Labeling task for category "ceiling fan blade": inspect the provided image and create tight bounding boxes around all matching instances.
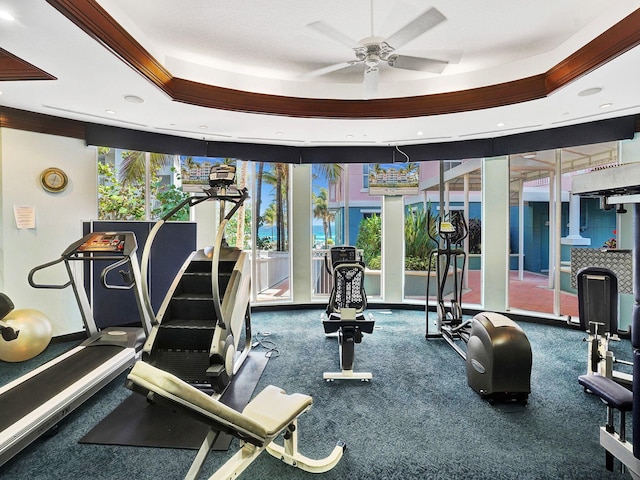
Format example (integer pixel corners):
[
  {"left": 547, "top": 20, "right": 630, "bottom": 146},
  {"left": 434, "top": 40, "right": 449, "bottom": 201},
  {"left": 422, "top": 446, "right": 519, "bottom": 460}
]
[
  {"left": 384, "top": 7, "right": 446, "bottom": 50},
  {"left": 363, "top": 66, "right": 379, "bottom": 99},
  {"left": 388, "top": 54, "right": 448, "bottom": 74},
  {"left": 306, "top": 21, "right": 360, "bottom": 49},
  {"left": 301, "top": 61, "right": 357, "bottom": 79}
]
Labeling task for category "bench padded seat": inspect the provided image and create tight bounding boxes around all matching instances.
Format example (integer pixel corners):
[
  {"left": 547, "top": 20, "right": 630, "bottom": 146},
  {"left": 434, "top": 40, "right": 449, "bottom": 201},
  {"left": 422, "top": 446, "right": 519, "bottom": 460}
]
[
  {"left": 578, "top": 374, "right": 633, "bottom": 411},
  {"left": 128, "top": 361, "right": 312, "bottom": 440}
]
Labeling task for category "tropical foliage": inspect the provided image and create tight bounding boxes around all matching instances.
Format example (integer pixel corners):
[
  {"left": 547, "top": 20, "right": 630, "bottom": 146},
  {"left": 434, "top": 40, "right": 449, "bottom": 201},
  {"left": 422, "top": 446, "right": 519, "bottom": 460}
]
[
  {"left": 98, "top": 161, "right": 145, "bottom": 220},
  {"left": 354, "top": 207, "right": 439, "bottom": 271},
  {"left": 98, "top": 148, "right": 189, "bottom": 221},
  {"left": 404, "top": 207, "right": 437, "bottom": 271},
  {"left": 468, "top": 218, "right": 481, "bottom": 253},
  {"left": 256, "top": 162, "right": 289, "bottom": 251},
  {"left": 355, "top": 214, "right": 381, "bottom": 268},
  {"left": 312, "top": 187, "right": 333, "bottom": 249}
]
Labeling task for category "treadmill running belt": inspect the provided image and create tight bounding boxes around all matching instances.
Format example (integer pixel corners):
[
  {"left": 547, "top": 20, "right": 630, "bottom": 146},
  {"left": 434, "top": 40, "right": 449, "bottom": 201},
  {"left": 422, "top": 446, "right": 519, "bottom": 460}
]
[{"left": 0, "top": 345, "right": 124, "bottom": 433}]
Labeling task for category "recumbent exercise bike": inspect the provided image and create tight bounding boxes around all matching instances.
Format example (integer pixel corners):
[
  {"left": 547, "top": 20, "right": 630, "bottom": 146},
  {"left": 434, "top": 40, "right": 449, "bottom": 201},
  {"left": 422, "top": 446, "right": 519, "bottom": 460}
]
[{"left": 321, "top": 246, "right": 375, "bottom": 381}]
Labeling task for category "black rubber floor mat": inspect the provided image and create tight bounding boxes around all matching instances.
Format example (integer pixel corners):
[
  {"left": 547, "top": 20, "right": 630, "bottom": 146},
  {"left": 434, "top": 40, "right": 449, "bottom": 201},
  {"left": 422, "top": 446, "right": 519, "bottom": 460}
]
[{"left": 79, "top": 351, "right": 268, "bottom": 450}]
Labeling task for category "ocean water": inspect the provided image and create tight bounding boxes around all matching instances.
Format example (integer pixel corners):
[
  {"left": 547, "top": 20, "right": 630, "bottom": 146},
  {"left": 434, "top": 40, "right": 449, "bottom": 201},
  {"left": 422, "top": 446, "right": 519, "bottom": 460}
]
[{"left": 257, "top": 224, "right": 332, "bottom": 243}]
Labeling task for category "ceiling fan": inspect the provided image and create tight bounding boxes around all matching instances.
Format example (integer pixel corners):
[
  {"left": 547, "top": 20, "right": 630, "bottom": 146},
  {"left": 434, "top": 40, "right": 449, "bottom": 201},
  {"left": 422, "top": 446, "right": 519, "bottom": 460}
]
[{"left": 304, "top": 4, "right": 455, "bottom": 98}]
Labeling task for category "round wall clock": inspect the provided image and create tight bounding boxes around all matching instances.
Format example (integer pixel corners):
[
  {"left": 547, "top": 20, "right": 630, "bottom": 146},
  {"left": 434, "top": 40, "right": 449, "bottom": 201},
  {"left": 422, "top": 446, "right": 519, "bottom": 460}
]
[{"left": 40, "top": 167, "right": 68, "bottom": 193}]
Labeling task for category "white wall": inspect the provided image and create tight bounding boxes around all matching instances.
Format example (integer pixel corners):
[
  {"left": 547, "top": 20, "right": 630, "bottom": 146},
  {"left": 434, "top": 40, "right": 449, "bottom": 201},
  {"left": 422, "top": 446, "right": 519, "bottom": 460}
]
[{"left": 0, "top": 128, "right": 97, "bottom": 336}]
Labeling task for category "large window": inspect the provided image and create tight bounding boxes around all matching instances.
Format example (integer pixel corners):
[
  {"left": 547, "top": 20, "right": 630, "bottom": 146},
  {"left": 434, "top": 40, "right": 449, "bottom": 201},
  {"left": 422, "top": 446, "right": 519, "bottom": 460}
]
[
  {"left": 252, "top": 162, "right": 291, "bottom": 303},
  {"left": 98, "top": 148, "right": 187, "bottom": 221}
]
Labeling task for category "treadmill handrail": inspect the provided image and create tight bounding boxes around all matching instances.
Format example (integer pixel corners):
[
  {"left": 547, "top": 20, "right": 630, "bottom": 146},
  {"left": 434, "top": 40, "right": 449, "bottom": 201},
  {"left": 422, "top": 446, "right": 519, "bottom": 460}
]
[
  {"left": 100, "top": 257, "right": 135, "bottom": 290},
  {"left": 28, "top": 257, "right": 71, "bottom": 289}
]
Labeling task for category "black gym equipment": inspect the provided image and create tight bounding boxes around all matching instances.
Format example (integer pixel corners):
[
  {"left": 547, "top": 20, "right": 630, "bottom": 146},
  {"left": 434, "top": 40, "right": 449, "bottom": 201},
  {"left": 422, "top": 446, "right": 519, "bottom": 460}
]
[
  {"left": 577, "top": 266, "right": 632, "bottom": 385},
  {"left": 140, "top": 164, "right": 252, "bottom": 396},
  {"left": 426, "top": 211, "right": 532, "bottom": 403},
  {"left": 321, "top": 246, "right": 375, "bottom": 381},
  {"left": 571, "top": 165, "right": 640, "bottom": 476},
  {"left": 426, "top": 211, "right": 470, "bottom": 356},
  {"left": 0, "top": 293, "right": 19, "bottom": 341},
  {"left": 0, "top": 231, "right": 153, "bottom": 466}
]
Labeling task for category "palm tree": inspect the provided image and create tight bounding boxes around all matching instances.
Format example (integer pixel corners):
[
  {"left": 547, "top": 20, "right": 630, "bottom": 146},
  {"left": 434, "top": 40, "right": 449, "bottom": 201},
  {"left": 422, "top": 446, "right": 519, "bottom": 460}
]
[
  {"left": 312, "top": 188, "right": 333, "bottom": 248},
  {"left": 313, "top": 163, "right": 343, "bottom": 198},
  {"left": 262, "top": 202, "right": 277, "bottom": 242},
  {"left": 262, "top": 163, "right": 289, "bottom": 251},
  {"left": 118, "top": 151, "right": 173, "bottom": 185},
  {"left": 235, "top": 159, "right": 248, "bottom": 248}
]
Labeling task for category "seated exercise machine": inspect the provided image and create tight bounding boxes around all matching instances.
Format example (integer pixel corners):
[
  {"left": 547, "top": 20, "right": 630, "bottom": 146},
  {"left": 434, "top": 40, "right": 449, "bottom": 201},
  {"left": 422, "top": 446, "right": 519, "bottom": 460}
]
[
  {"left": 0, "top": 231, "right": 153, "bottom": 466},
  {"left": 0, "top": 293, "right": 19, "bottom": 341},
  {"left": 126, "top": 360, "right": 345, "bottom": 480},
  {"left": 140, "top": 164, "right": 252, "bottom": 396},
  {"left": 426, "top": 211, "right": 532, "bottom": 403},
  {"left": 571, "top": 163, "right": 640, "bottom": 478},
  {"left": 577, "top": 266, "right": 632, "bottom": 385},
  {"left": 321, "top": 246, "right": 375, "bottom": 381}
]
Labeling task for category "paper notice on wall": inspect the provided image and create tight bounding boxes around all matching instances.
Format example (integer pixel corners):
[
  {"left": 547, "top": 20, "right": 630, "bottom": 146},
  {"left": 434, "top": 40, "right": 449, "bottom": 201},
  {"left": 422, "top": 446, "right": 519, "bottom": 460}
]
[{"left": 14, "top": 205, "right": 36, "bottom": 229}]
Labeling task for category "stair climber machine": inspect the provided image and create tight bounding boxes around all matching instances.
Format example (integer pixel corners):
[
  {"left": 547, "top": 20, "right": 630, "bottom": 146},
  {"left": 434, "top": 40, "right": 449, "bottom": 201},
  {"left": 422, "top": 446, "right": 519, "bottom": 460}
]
[
  {"left": 0, "top": 231, "right": 154, "bottom": 466},
  {"left": 321, "top": 246, "right": 375, "bottom": 381},
  {"left": 140, "top": 164, "right": 252, "bottom": 396},
  {"left": 425, "top": 211, "right": 532, "bottom": 403}
]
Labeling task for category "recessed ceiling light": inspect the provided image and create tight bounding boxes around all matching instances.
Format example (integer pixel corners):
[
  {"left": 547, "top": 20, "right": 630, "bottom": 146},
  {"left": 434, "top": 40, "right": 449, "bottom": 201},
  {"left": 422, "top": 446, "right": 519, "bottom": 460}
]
[
  {"left": 417, "top": 131, "right": 424, "bottom": 136},
  {"left": 346, "top": 134, "right": 354, "bottom": 139},
  {"left": 199, "top": 125, "right": 208, "bottom": 129},
  {"left": 578, "top": 87, "right": 603, "bottom": 97},
  {"left": 523, "top": 153, "right": 536, "bottom": 159},
  {"left": 600, "top": 103, "right": 613, "bottom": 109},
  {"left": 0, "top": 11, "right": 15, "bottom": 22},
  {"left": 496, "top": 122, "right": 505, "bottom": 127},
  {"left": 105, "top": 109, "right": 116, "bottom": 115},
  {"left": 123, "top": 94, "right": 144, "bottom": 104},
  {"left": 276, "top": 132, "right": 283, "bottom": 136}
]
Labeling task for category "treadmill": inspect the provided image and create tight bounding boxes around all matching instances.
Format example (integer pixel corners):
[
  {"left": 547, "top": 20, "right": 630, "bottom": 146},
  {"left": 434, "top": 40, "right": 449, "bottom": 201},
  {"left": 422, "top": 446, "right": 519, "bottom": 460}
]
[{"left": 0, "top": 232, "right": 154, "bottom": 466}]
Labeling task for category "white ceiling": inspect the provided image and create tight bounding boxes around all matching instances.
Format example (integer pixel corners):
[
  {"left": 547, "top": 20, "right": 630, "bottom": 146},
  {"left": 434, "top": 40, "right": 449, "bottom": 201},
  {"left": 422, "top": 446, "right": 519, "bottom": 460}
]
[{"left": 1, "top": 0, "right": 640, "bottom": 147}]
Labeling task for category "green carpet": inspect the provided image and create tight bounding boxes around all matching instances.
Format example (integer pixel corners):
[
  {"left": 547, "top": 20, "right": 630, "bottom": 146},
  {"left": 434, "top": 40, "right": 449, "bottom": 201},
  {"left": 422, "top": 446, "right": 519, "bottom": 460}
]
[{"left": 0, "top": 308, "right": 632, "bottom": 479}]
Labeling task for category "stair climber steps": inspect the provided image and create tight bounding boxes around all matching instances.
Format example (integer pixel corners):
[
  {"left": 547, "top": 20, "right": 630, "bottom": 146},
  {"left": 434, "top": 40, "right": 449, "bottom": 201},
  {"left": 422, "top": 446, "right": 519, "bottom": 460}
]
[
  {"left": 154, "top": 321, "right": 215, "bottom": 350},
  {"left": 169, "top": 294, "right": 218, "bottom": 321},
  {"left": 153, "top": 349, "right": 212, "bottom": 388}
]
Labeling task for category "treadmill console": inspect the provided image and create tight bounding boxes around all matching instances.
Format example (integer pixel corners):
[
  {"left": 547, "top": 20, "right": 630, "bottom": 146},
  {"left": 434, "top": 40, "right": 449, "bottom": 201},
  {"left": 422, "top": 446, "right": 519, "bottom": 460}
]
[{"left": 77, "top": 233, "right": 126, "bottom": 253}]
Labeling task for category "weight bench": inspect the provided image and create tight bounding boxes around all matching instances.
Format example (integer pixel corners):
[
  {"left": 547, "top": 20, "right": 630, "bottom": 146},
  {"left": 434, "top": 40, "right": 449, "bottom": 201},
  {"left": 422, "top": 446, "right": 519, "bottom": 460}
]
[
  {"left": 126, "top": 361, "right": 345, "bottom": 480},
  {"left": 578, "top": 374, "right": 633, "bottom": 471}
]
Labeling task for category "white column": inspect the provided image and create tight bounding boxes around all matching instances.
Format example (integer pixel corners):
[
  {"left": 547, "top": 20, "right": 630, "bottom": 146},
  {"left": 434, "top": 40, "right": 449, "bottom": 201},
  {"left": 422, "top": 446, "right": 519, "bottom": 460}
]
[
  {"left": 463, "top": 173, "right": 469, "bottom": 290},
  {"left": 548, "top": 169, "right": 555, "bottom": 289},
  {"left": 518, "top": 178, "right": 524, "bottom": 281},
  {"left": 291, "top": 164, "right": 313, "bottom": 304},
  {"left": 561, "top": 193, "right": 590, "bottom": 246},
  {"left": 382, "top": 195, "right": 405, "bottom": 303},
  {"left": 481, "top": 156, "right": 510, "bottom": 312},
  {"left": 553, "top": 149, "right": 562, "bottom": 316}
]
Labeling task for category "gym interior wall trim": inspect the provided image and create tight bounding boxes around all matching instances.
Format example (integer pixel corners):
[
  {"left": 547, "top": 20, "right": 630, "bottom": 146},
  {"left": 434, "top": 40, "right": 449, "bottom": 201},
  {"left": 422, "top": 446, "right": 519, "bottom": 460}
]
[
  {"left": 84, "top": 115, "right": 638, "bottom": 164},
  {"left": 2, "top": 105, "right": 638, "bottom": 164}
]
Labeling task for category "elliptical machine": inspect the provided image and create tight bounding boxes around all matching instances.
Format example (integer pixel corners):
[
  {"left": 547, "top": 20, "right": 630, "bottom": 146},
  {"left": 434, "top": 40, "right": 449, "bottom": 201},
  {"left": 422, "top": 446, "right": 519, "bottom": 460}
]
[
  {"left": 425, "top": 211, "right": 471, "bottom": 358},
  {"left": 425, "top": 210, "right": 532, "bottom": 403}
]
